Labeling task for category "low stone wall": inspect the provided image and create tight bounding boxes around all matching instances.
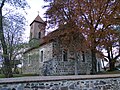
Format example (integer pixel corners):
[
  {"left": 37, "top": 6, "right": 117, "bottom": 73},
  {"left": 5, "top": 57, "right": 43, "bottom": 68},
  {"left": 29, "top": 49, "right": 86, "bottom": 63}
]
[{"left": 0, "top": 74, "right": 120, "bottom": 90}]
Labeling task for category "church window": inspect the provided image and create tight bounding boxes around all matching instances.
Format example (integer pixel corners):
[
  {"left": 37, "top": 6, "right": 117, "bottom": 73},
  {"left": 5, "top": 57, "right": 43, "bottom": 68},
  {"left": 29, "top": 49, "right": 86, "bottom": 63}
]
[
  {"left": 77, "top": 52, "right": 80, "bottom": 60},
  {"left": 62, "top": 50, "right": 68, "bottom": 61},
  {"left": 82, "top": 51, "right": 85, "bottom": 62},
  {"left": 28, "top": 54, "right": 31, "bottom": 65},
  {"left": 38, "top": 32, "right": 41, "bottom": 39},
  {"left": 41, "top": 51, "right": 43, "bottom": 62}
]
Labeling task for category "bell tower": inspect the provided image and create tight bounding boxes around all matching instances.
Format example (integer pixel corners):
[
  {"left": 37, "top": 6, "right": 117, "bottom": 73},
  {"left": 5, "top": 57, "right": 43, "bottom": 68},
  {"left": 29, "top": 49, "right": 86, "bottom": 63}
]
[{"left": 29, "top": 15, "right": 46, "bottom": 47}]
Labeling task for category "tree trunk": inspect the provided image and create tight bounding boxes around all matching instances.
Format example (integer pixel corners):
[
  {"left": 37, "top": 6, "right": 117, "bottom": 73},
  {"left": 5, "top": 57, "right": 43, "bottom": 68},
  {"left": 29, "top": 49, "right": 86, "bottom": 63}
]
[
  {"left": 107, "top": 47, "right": 115, "bottom": 71},
  {"left": 3, "top": 58, "right": 13, "bottom": 77},
  {"left": 91, "top": 49, "right": 97, "bottom": 74},
  {"left": 110, "top": 47, "right": 115, "bottom": 71},
  {"left": 97, "top": 62, "right": 100, "bottom": 72},
  {"left": 109, "top": 59, "right": 115, "bottom": 71},
  {"left": 118, "top": 32, "right": 120, "bottom": 55},
  {"left": 102, "top": 59, "right": 106, "bottom": 71},
  {"left": 0, "top": 8, "right": 13, "bottom": 78},
  {"left": 90, "top": 27, "right": 97, "bottom": 74}
]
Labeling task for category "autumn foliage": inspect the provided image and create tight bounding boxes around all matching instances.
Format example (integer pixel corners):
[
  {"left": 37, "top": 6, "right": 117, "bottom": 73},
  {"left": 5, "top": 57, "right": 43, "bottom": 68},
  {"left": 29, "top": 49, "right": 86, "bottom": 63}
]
[{"left": 43, "top": 0, "right": 120, "bottom": 73}]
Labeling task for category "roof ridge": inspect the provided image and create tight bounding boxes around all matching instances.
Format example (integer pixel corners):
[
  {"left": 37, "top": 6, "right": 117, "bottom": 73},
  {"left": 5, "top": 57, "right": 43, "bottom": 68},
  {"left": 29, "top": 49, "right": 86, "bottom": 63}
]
[{"left": 34, "top": 15, "right": 45, "bottom": 23}]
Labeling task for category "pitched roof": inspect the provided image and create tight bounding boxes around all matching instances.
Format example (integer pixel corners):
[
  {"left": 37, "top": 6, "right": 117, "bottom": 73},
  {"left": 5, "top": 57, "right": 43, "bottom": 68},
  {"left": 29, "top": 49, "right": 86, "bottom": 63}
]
[
  {"left": 35, "top": 15, "right": 45, "bottom": 23},
  {"left": 30, "top": 15, "right": 46, "bottom": 26},
  {"left": 24, "top": 23, "right": 84, "bottom": 54}
]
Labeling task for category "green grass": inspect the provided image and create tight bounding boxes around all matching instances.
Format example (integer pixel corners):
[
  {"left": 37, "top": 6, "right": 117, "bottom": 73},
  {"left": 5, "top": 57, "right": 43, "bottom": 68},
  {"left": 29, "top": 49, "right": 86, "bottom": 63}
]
[
  {"left": 97, "top": 70, "right": 120, "bottom": 75},
  {"left": 0, "top": 74, "right": 22, "bottom": 78},
  {"left": 0, "top": 71, "right": 120, "bottom": 78},
  {"left": 0, "top": 73, "right": 39, "bottom": 78},
  {"left": 0, "top": 74, "right": 5, "bottom": 78}
]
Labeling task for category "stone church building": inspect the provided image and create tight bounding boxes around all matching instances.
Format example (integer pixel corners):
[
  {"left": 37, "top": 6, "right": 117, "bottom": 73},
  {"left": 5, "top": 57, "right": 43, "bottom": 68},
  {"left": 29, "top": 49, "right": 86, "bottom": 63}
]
[{"left": 22, "top": 15, "right": 102, "bottom": 75}]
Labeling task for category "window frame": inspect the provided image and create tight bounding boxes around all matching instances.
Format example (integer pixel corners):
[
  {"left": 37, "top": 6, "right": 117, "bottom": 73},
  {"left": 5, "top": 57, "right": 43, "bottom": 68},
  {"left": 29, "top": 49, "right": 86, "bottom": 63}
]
[
  {"left": 62, "top": 49, "right": 68, "bottom": 61},
  {"left": 40, "top": 50, "right": 44, "bottom": 62},
  {"left": 38, "top": 32, "right": 41, "bottom": 39},
  {"left": 81, "top": 51, "right": 85, "bottom": 62},
  {"left": 28, "top": 54, "right": 31, "bottom": 66}
]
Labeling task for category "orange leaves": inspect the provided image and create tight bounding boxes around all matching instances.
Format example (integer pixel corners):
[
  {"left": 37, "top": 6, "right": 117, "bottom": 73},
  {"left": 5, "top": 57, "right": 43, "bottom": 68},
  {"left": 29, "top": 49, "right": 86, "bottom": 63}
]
[{"left": 44, "top": 0, "right": 120, "bottom": 51}]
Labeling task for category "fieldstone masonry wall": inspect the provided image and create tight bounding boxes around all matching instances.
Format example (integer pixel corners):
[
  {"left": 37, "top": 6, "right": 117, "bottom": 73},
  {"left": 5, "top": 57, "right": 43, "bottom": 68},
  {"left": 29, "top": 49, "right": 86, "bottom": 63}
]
[
  {"left": 0, "top": 74, "right": 120, "bottom": 90},
  {"left": 43, "top": 60, "right": 92, "bottom": 75},
  {"left": 22, "top": 48, "right": 39, "bottom": 74}
]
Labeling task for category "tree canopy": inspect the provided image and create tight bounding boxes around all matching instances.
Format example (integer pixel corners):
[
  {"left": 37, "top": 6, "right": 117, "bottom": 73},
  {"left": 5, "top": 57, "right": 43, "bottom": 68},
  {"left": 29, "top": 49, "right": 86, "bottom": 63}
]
[
  {"left": 0, "top": 0, "right": 29, "bottom": 77},
  {"left": 44, "top": 0, "right": 120, "bottom": 73}
]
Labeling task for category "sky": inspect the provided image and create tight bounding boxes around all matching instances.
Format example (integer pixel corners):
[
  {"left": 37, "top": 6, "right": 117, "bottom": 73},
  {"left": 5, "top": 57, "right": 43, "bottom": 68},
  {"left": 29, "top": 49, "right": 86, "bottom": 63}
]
[
  {"left": 24, "top": 0, "right": 48, "bottom": 41},
  {"left": 26, "top": 0, "right": 47, "bottom": 23}
]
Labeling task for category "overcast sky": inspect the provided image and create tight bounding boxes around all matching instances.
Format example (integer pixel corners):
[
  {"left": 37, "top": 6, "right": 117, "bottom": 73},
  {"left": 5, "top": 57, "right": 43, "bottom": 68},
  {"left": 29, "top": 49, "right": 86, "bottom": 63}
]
[
  {"left": 24, "top": 0, "right": 48, "bottom": 41},
  {"left": 26, "top": 0, "right": 47, "bottom": 23}
]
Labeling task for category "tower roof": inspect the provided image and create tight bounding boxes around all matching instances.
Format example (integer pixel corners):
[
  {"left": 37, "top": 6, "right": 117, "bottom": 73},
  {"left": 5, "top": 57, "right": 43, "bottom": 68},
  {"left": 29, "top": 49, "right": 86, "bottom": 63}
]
[
  {"left": 35, "top": 15, "right": 45, "bottom": 23},
  {"left": 30, "top": 15, "right": 45, "bottom": 26}
]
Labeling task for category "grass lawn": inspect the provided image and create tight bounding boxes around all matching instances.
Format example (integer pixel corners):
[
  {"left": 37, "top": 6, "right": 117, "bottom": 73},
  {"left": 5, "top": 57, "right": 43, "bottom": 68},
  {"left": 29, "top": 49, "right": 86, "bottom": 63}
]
[
  {"left": 99, "top": 70, "right": 120, "bottom": 74},
  {"left": 96, "top": 69, "right": 120, "bottom": 75},
  {"left": 0, "top": 74, "right": 5, "bottom": 78},
  {"left": 0, "top": 71, "right": 120, "bottom": 78},
  {"left": 0, "top": 73, "right": 39, "bottom": 78},
  {"left": 0, "top": 74, "right": 23, "bottom": 78}
]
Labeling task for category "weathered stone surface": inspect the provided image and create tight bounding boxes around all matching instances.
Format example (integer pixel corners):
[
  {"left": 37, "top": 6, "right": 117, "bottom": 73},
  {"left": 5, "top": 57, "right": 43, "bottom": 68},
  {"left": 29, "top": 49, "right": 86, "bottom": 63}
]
[
  {"left": 22, "top": 48, "right": 40, "bottom": 75},
  {"left": 0, "top": 75, "right": 120, "bottom": 90},
  {"left": 23, "top": 30, "right": 100, "bottom": 76},
  {"left": 23, "top": 15, "right": 104, "bottom": 76},
  {"left": 61, "top": 86, "right": 68, "bottom": 90}
]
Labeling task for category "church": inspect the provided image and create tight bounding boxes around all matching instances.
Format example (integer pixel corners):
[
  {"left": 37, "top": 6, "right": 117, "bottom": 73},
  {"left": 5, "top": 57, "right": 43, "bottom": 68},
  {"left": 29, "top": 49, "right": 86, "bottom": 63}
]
[{"left": 22, "top": 15, "right": 102, "bottom": 75}]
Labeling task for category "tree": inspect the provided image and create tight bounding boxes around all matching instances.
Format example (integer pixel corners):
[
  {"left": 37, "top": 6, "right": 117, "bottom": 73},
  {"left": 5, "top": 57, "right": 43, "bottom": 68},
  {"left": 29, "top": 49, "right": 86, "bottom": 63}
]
[
  {"left": 44, "top": 0, "right": 120, "bottom": 74},
  {"left": 3, "top": 12, "right": 27, "bottom": 73},
  {"left": 98, "top": 28, "right": 120, "bottom": 71},
  {"left": 106, "top": 26, "right": 120, "bottom": 70},
  {"left": 0, "top": 0, "right": 29, "bottom": 77}
]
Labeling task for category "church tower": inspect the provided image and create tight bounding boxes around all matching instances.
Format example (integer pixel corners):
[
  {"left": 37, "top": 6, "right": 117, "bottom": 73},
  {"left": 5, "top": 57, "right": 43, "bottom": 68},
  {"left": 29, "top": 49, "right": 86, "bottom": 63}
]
[{"left": 29, "top": 15, "right": 46, "bottom": 47}]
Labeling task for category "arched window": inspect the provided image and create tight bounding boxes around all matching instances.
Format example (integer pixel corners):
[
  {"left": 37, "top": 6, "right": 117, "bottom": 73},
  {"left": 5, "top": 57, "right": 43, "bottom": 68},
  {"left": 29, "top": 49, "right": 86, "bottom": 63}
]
[
  {"left": 38, "top": 32, "right": 41, "bottom": 39},
  {"left": 28, "top": 54, "right": 31, "bottom": 65},
  {"left": 62, "top": 50, "right": 68, "bottom": 61},
  {"left": 82, "top": 51, "right": 85, "bottom": 62},
  {"left": 41, "top": 51, "right": 43, "bottom": 62}
]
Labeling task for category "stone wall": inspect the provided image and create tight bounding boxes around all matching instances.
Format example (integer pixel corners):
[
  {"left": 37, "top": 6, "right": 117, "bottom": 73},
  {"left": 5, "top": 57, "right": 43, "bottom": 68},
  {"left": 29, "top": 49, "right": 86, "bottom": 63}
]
[
  {"left": 39, "top": 42, "right": 53, "bottom": 75},
  {"left": 0, "top": 74, "right": 120, "bottom": 90},
  {"left": 22, "top": 42, "right": 53, "bottom": 75},
  {"left": 51, "top": 37, "right": 93, "bottom": 75},
  {"left": 22, "top": 30, "right": 102, "bottom": 76},
  {"left": 42, "top": 60, "right": 92, "bottom": 75},
  {"left": 39, "top": 42, "right": 53, "bottom": 63},
  {"left": 22, "top": 48, "right": 39, "bottom": 74}
]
